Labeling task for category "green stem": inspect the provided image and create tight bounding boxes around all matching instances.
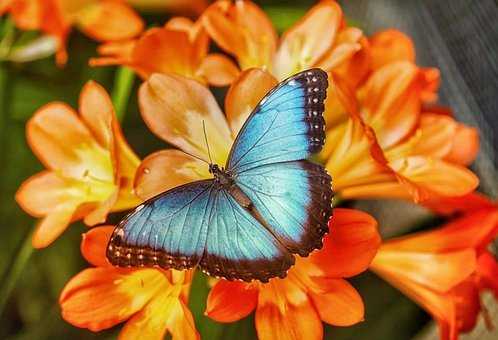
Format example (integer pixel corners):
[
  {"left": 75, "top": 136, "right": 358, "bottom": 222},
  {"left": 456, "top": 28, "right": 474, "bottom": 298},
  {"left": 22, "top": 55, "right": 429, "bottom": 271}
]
[
  {"left": 111, "top": 66, "right": 135, "bottom": 122},
  {"left": 0, "top": 229, "right": 34, "bottom": 317},
  {"left": 0, "top": 17, "right": 15, "bottom": 60}
]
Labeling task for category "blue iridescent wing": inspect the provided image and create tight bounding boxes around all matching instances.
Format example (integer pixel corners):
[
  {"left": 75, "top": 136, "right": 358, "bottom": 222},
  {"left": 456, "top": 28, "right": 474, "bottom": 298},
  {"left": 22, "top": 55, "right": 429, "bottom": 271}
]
[
  {"left": 233, "top": 160, "right": 333, "bottom": 257},
  {"left": 106, "top": 180, "right": 294, "bottom": 282},
  {"left": 226, "top": 68, "right": 328, "bottom": 173}
]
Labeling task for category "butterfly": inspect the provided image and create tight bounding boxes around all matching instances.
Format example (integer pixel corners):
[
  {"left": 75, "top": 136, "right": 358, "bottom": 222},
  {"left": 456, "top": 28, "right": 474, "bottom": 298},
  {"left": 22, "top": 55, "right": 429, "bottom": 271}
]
[{"left": 106, "top": 68, "right": 333, "bottom": 282}]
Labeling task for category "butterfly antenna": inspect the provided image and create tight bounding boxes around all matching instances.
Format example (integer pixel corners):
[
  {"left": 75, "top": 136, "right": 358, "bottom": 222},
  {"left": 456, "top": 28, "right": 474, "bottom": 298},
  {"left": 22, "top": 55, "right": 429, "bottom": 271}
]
[
  {"left": 202, "top": 120, "right": 213, "bottom": 165},
  {"left": 181, "top": 150, "right": 209, "bottom": 165}
]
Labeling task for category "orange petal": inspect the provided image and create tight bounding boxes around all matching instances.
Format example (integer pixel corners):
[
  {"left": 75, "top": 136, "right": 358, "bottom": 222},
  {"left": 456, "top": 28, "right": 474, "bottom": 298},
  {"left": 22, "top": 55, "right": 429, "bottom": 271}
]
[
  {"left": 369, "top": 29, "right": 416, "bottom": 69},
  {"left": 139, "top": 73, "right": 232, "bottom": 165},
  {"left": 423, "top": 192, "right": 495, "bottom": 216},
  {"left": 256, "top": 289, "right": 322, "bottom": 340},
  {"left": 81, "top": 225, "right": 114, "bottom": 267},
  {"left": 75, "top": 0, "right": 144, "bottom": 41},
  {"left": 357, "top": 61, "right": 423, "bottom": 148},
  {"left": 60, "top": 267, "right": 166, "bottom": 332},
  {"left": 134, "top": 149, "right": 210, "bottom": 201},
  {"left": 311, "top": 208, "right": 380, "bottom": 278},
  {"left": 9, "top": 0, "right": 42, "bottom": 30},
  {"left": 79, "top": 81, "right": 116, "bottom": 152},
  {"left": 316, "top": 27, "right": 363, "bottom": 72},
  {"left": 120, "top": 290, "right": 199, "bottom": 340},
  {"left": 372, "top": 248, "right": 476, "bottom": 292},
  {"left": 477, "top": 251, "right": 498, "bottom": 299},
  {"left": 225, "top": 68, "right": 278, "bottom": 136},
  {"left": 450, "top": 279, "right": 481, "bottom": 333},
  {"left": 198, "top": 53, "right": 240, "bottom": 87},
  {"left": 331, "top": 35, "right": 371, "bottom": 90},
  {"left": 371, "top": 262, "right": 458, "bottom": 338},
  {"left": 202, "top": 0, "right": 277, "bottom": 70},
  {"left": 32, "top": 205, "right": 77, "bottom": 248},
  {"left": 273, "top": 0, "right": 342, "bottom": 79},
  {"left": 444, "top": 122, "right": 479, "bottom": 166},
  {"left": 309, "top": 278, "right": 364, "bottom": 326},
  {"left": 389, "top": 156, "right": 479, "bottom": 198},
  {"left": 27, "top": 102, "right": 95, "bottom": 176},
  {"left": 16, "top": 171, "right": 71, "bottom": 217},
  {"left": 205, "top": 280, "right": 258, "bottom": 322},
  {"left": 381, "top": 208, "right": 498, "bottom": 253}
]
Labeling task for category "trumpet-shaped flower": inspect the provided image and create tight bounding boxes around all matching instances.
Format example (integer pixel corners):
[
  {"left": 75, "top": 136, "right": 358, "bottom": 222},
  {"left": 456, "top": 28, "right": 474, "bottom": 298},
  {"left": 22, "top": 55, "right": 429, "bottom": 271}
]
[
  {"left": 320, "top": 30, "right": 479, "bottom": 202},
  {"left": 90, "top": 17, "right": 239, "bottom": 86},
  {"left": 370, "top": 204, "right": 498, "bottom": 340},
  {"left": 202, "top": 0, "right": 369, "bottom": 82},
  {"left": 1, "top": 0, "right": 144, "bottom": 65},
  {"left": 16, "top": 81, "right": 140, "bottom": 248},
  {"left": 60, "top": 226, "right": 199, "bottom": 340},
  {"left": 205, "top": 208, "right": 381, "bottom": 340}
]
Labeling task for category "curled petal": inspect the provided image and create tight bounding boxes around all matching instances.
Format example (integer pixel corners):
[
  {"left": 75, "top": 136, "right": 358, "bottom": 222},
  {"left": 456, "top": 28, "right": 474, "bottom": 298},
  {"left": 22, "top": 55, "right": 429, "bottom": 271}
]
[
  {"left": 75, "top": 0, "right": 144, "bottom": 41},
  {"left": 369, "top": 29, "right": 416, "bottom": 69},
  {"left": 198, "top": 53, "right": 240, "bottom": 87},
  {"left": 81, "top": 225, "right": 115, "bottom": 267},
  {"left": 134, "top": 149, "right": 210, "bottom": 201},
  {"left": 309, "top": 278, "right": 364, "bottom": 326},
  {"left": 273, "top": 0, "right": 342, "bottom": 79},
  {"left": 205, "top": 280, "right": 258, "bottom": 322},
  {"left": 225, "top": 68, "right": 278, "bottom": 136},
  {"left": 311, "top": 208, "right": 380, "bottom": 278},
  {"left": 202, "top": 0, "right": 277, "bottom": 69},
  {"left": 316, "top": 27, "right": 363, "bottom": 72},
  {"left": 60, "top": 267, "right": 166, "bottom": 332},
  {"left": 120, "top": 290, "right": 199, "bottom": 340},
  {"left": 139, "top": 73, "right": 232, "bottom": 165}
]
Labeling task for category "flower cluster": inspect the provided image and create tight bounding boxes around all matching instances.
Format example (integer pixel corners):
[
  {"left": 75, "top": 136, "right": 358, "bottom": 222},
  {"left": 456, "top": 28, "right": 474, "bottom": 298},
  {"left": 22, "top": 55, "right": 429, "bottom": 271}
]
[{"left": 9, "top": 1, "right": 497, "bottom": 340}]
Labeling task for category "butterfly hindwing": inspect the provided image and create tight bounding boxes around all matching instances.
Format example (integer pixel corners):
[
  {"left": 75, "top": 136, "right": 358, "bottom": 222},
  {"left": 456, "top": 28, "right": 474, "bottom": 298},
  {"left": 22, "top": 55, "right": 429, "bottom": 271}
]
[
  {"left": 234, "top": 160, "right": 333, "bottom": 257},
  {"left": 107, "top": 180, "right": 294, "bottom": 282},
  {"left": 227, "top": 68, "right": 328, "bottom": 173}
]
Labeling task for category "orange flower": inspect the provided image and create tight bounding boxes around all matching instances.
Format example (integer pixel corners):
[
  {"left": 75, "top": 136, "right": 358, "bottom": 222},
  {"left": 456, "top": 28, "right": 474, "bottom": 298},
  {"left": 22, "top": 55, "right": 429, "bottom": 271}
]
[
  {"left": 320, "top": 30, "right": 479, "bottom": 202},
  {"left": 15, "top": 81, "right": 140, "bottom": 248},
  {"left": 370, "top": 204, "right": 498, "bottom": 340},
  {"left": 1, "top": 0, "right": 144, "bottom": 65},
  {"left": 205, "top": 208, "right": 381, "bottom": 340},
  {"left": 60, "top": 226, "right": 199, "bottom": 339},
  {"left": 91, "top": 17, "right": 239, "bottom": 86},
  {"left": 202, "top": 0, "right": 369, "bottom": 82}
]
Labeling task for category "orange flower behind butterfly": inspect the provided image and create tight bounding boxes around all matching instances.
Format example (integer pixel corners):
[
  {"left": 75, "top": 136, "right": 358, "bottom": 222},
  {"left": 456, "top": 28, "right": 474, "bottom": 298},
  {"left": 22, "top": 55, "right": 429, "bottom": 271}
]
[
  {"left": 320, "top": 30, "right": 479, "bottom": 203},
  {"left": 205, "top": 208, "right": 381, "bottom": 340},
  {"left": 1, "top": 0, "right": 144, "bottom": 65},
  {"left": 370, "top": 202, "right": 498, "bottom": 340},
  {"left": 60, "top": 226, "right": 199, "bottom": 340},
  {"left": 202, "top": 0, "right": 369, "bottom": 83},
  {"left": 15, "top": 81, "right": 140, "bottom": 248},
  {"left": 90, "top": 16, "right": 239, "bottom": 86}
]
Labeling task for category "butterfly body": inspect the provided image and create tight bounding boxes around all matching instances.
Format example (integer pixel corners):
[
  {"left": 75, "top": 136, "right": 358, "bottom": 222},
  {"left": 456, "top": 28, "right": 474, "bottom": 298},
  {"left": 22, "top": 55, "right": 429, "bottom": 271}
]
[{"left": 107, "top": 69, "right": 333, "bottom": 282}]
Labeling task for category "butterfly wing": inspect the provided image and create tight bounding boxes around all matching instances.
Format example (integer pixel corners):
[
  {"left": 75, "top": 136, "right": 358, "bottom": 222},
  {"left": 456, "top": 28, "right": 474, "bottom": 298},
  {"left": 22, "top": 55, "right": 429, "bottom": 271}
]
[
  {"left": 226, "top": 68, "right": 328, "bottom": 173},
  {"left": 107, "top": 180, "right": 294, "bottom": 281},
  {"left": 233, "top": 160, "right": 333, "bottom": 257},
  {"left": 226, "top": 68, "right": 332, "bottom": 258}
]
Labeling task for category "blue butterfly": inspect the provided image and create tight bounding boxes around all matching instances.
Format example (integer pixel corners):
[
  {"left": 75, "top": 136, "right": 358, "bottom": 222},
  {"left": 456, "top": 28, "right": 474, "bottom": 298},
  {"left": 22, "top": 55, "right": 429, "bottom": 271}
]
[{"left": 107, "top": 69, "right": 333, "bottom": 282}]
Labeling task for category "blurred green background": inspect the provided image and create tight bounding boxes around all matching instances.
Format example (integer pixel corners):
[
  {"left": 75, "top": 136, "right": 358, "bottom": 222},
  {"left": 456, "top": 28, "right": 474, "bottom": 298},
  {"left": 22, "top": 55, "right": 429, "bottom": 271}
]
[{"left": 0, "top": 1, "right": 496, "bottom": 339}]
